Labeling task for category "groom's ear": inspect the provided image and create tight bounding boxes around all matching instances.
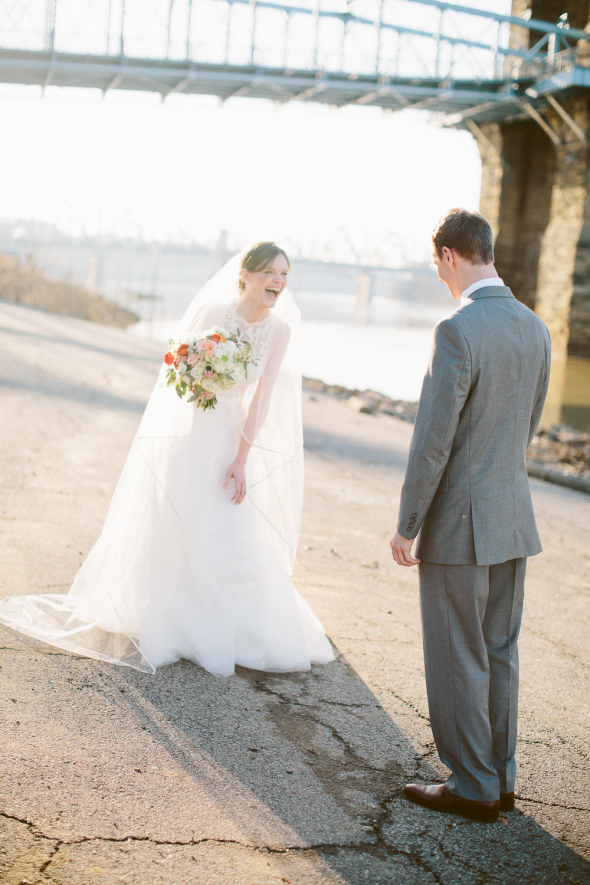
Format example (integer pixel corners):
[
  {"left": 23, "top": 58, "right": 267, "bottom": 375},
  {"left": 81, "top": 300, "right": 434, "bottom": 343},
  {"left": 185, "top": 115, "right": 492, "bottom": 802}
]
[{"left": 441, "top": 246, "right": 455, "bottom": 267}]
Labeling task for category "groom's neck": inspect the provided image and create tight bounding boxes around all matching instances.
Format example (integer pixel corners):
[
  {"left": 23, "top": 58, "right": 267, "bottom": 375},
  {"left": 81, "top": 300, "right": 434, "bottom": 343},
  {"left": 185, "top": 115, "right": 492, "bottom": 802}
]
[{"left": 451, "top": 260, "right": 499, "bottom": 300}]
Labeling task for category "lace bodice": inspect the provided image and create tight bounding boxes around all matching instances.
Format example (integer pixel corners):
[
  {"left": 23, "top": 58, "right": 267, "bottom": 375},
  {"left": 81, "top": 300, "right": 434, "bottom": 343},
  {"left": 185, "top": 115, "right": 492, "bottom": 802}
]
[
  {"left": 208, "top": 302, "right": 277, "bottom": 403},
  {"left": 184, "top": 297, "right": 291, "bottom": 427},
  {"left": 222, "top": 301, "right": 276, "bottom": 364}
]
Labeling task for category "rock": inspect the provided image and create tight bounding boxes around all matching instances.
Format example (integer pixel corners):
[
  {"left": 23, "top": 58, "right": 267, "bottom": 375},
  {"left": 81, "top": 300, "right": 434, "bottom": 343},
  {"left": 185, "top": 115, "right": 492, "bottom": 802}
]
[{"left": 348, "top": 396, "right": 375, "bottom": 414}]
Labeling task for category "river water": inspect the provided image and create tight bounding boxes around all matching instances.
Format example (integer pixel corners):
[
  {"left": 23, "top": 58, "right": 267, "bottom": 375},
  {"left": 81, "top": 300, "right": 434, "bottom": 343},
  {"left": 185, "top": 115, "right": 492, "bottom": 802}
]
[
  {"left": 129, "top": 290, "right": 590, "bottom": 432},
  {"left": 129, "top": 292, "right": 451, "bottom": 402}
]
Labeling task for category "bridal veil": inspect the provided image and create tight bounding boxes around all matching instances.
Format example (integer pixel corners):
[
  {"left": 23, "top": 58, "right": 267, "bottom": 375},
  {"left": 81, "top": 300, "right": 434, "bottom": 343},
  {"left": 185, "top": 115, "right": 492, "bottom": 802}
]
[{"left": 0, "top": 253, "right": 305, "bottom": 674}]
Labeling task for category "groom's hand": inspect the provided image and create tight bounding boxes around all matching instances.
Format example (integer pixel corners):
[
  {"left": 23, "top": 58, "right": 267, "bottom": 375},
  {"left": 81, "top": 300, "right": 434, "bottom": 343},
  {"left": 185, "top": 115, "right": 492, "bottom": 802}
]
[{"left": 390, "top": 532, "right": 421, "bottom": 567}]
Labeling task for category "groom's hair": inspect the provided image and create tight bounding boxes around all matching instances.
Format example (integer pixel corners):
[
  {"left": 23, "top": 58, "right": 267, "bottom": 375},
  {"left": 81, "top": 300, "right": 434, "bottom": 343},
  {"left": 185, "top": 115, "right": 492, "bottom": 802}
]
[{"left": 432, "top": 209, "right": 494, "bottom": 265}]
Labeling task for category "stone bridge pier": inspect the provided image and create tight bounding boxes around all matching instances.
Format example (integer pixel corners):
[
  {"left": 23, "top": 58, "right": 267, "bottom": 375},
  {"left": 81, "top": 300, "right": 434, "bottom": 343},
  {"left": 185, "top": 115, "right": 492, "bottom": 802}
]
[{"left": 477, "top": 1, "right": 590, "bottom": 359}]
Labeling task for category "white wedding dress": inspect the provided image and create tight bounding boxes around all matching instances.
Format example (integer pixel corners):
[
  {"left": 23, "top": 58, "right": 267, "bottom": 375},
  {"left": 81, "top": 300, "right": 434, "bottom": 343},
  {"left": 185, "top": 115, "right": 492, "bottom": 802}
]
[{"left": 0, "top": 260, "right": 334, "bottom": 677}]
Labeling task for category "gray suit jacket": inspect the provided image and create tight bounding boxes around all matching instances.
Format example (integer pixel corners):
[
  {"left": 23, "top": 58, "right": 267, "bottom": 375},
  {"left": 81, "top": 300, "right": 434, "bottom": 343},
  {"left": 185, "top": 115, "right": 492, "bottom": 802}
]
[{"left": 397, "top": 286, "right": 551, "bottom": 566}]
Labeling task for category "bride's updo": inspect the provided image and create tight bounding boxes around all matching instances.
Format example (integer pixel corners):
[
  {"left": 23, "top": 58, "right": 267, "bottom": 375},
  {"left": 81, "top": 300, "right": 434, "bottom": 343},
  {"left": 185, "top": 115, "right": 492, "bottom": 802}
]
[{"left": 238, "top": 242, "right": 290, "bottom": 295}]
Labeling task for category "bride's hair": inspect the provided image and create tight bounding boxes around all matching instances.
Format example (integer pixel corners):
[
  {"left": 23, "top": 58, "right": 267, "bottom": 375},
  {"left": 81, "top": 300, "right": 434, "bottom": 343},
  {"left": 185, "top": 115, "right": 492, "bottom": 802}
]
[{"left": 238, "top": 242, "right": 290, "bottom": 294}]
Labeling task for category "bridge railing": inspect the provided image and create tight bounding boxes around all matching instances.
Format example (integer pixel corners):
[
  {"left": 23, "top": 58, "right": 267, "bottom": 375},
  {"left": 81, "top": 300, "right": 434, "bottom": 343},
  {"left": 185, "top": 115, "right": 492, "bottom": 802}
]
[
  {"left": 0, "top": 0, "right": 513, "bottom": 82},
  {"left": 2, "top": 0, "right": 590, "bottom": 100},
  {"left": 505, "top": 45, "right": 590, "bottom": 82}
]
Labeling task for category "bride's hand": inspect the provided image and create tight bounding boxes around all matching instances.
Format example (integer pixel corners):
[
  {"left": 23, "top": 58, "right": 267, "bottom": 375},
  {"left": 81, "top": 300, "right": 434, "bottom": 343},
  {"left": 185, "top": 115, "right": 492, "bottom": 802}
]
[{"left": 224, "top": 459, "right": 248, "bottom": 505}]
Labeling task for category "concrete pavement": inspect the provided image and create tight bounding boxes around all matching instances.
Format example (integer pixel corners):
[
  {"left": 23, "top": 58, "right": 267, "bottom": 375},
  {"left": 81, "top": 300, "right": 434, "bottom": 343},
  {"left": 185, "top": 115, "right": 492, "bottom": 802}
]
[{"left": 1, "top": 301, "right": 589, "bottom": 885}]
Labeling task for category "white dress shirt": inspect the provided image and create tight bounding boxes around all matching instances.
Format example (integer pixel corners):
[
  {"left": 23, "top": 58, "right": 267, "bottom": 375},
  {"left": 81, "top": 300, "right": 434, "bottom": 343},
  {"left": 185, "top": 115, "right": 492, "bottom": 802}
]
[{"left": 461, "top": 277, "right": 504, "bottom": 305}]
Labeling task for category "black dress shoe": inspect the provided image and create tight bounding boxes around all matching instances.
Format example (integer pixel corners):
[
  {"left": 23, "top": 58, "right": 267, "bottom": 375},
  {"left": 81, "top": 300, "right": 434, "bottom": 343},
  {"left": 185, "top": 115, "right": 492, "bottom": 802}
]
[
  {"left": 404, "top": 783, "right": 500, "bottom": 823},
  {"left": 500, "top": 792, "right": 515, "bottom": 811}
]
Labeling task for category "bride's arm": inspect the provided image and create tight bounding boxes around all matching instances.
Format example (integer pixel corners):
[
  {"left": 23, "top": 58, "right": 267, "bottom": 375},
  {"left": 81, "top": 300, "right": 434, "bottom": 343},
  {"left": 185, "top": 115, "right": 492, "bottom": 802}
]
[{"left": 224, "top": 322, "right": 291, "bottom": 504}]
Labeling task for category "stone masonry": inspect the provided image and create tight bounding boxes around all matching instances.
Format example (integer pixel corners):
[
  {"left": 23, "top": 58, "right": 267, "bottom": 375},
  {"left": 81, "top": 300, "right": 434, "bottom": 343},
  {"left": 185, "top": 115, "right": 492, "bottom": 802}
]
[{"left": 477, "top": 1, "right": 590, "bottom": 357}]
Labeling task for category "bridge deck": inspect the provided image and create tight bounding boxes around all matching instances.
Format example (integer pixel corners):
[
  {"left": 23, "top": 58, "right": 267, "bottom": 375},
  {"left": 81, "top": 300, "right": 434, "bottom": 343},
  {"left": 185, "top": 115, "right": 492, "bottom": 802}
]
[{"left": 2, "top": 47, "right": 590, "bottom": 128}]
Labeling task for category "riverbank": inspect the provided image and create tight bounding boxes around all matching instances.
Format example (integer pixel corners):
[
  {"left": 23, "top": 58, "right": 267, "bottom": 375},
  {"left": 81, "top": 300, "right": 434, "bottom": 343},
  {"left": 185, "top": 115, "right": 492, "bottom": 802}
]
[
  {"left": 303, "top": 377, "right": 590, "bottom": 495},
  {"left": 1, "top": 302, "right": 589, "bottom": 885},
  {"left": 0, "top": 254, "right": 138, "bottom": 328}
]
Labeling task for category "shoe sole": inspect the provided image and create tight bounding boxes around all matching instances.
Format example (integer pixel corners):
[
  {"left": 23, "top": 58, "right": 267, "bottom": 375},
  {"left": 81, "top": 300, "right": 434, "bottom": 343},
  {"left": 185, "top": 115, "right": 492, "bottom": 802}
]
[{"left": 404, "top": 790, "right": 499, "bottom": 823}]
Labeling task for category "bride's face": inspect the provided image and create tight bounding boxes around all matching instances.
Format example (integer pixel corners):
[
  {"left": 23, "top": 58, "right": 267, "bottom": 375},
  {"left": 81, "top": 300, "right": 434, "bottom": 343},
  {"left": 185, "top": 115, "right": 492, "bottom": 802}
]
[{"left": 241, "top": 253, "right": 289, "bottom": 309}]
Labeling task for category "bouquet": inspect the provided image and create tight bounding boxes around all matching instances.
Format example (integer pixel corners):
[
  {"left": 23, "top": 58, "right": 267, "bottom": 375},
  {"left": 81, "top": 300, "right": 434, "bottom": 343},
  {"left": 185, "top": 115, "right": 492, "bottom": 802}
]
[{"left": 163, "top": 326, "right": 256, "bottom": 411}]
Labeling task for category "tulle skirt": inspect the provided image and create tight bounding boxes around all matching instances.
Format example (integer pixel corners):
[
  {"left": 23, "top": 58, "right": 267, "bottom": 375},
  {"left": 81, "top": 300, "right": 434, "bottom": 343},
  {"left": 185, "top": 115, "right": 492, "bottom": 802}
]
[{"left": 0, "top": 397, "right": 334, "bottom": 676}]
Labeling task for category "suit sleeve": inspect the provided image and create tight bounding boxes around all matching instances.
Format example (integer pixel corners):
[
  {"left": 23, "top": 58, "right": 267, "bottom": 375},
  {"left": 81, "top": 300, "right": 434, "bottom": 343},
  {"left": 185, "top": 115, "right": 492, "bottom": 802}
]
[
  {"left": 527, "top": 329, "right": 551, "bottom": 448},
  {"left": 397, "top": 318, "right": 471, "bottom": 540}
]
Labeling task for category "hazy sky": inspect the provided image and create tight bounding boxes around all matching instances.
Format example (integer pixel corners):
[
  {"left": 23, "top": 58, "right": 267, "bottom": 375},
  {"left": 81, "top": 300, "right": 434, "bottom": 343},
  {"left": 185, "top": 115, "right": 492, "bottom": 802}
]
[{"left": 0, "top": 82, "right": 483, "bottom": 262}]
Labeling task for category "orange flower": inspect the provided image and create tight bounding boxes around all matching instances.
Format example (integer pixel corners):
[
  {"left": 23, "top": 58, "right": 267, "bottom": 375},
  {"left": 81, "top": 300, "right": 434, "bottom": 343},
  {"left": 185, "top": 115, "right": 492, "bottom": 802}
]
[
  {"left": 210, "top": 333, "right": 223, "bottom": 342},
  {"left": 163, "top": 352, "right": 174, "bottom": 365},
  {"left": 177, "top": 344, "right": 189, "bottom": 356}
]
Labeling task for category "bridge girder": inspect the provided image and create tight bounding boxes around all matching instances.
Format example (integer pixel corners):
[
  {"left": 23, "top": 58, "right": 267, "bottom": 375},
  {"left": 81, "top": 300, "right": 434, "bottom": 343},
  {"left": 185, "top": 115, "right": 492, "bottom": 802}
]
[{"left": 0, "top": 0, "right": 588, "bottom": 121}]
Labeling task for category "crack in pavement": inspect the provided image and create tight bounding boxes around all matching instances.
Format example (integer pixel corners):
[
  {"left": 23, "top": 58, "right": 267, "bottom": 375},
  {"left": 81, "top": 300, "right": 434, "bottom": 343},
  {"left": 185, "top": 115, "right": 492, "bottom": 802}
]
[
  {"left": 348, "top": 793, "right": 447, "bottom": 885},
  {"left": 516, "top": 796, "right": 590, "bottom": 813},
  {"left": 517, "top": 734, "right": 590, "bottom": 764},
  {"left": 521, "top": 625, "right": 590, "bottom": 672},
  {"left": 0, "top": 810, "right": 375, "bottom": 852},
  {"left": 7, "top": 798, "right": 588, "bottom": 885},
  {"left": 383, "top": 687, "right": 431, "bottom": 724},
  {"left": 245, "top": 684, "right": 374, "bottom": 712},
  {"left": 0, "top": 807, "right": 447, "bottom": 882},
  {"left": 248, "top": 675, "right": 405, "bottom": 777}
]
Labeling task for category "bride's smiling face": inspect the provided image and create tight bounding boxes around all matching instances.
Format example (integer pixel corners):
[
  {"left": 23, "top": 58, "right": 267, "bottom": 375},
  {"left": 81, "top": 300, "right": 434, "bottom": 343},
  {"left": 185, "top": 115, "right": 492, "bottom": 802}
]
[{"left": 240, "top": 253, "right": 289, "bottom": 310}]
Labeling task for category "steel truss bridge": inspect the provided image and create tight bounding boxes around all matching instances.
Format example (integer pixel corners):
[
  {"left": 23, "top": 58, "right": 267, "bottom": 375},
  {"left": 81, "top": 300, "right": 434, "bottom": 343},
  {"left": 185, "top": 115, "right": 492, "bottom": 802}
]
[{"left": 1, "top": 0, "right": 590, "bottom": 139}]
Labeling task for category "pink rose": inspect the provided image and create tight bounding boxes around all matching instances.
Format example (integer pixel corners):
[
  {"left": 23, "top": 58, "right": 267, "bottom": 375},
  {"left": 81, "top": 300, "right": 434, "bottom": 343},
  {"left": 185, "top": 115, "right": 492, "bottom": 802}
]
[
  {"left": 187, "top": 353, "right": 199, "bottom": 365},
  {"left": 197, "top": 340, "right": 217, "bottom": 355}
]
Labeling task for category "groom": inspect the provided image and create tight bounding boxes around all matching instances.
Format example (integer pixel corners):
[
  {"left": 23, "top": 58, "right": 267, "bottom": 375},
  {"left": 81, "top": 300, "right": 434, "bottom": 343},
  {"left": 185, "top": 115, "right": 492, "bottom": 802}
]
[{"left": 390, "top": 208, "right": 551, "bottom": 823}]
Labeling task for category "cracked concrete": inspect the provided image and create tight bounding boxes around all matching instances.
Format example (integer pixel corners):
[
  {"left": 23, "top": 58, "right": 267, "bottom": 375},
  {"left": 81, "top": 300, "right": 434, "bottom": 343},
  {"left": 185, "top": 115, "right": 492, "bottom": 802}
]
[{"left": 1, "top": 302, "right": 589, "bottom": 884}]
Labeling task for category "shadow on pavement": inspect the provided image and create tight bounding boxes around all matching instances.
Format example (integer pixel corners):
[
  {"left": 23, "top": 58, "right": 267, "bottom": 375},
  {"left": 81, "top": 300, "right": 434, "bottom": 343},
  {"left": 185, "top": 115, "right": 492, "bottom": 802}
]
[{"left": 115, "top": 648, "right": 590, "bottom": 885}]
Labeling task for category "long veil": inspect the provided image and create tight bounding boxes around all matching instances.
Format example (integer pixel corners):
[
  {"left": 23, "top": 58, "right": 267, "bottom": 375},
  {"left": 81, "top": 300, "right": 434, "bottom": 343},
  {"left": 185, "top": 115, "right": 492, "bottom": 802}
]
[
  {"left": 0, "top": 253, "right": 304, "bottom": 674},
  {"left": 136, "top": 251, "right": 304, "bottom": 569}
]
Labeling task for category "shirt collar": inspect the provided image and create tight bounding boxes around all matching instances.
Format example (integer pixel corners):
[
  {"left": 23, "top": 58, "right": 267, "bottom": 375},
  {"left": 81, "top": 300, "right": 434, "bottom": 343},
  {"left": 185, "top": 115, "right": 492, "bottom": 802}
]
[{"left": 461, "top": 277, "right": 505, "bottom": 305}]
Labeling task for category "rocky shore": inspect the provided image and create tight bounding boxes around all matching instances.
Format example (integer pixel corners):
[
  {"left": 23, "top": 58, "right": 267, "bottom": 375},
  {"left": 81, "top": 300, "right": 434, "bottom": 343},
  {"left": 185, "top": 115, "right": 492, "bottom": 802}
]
[
  {"left": 303, "top": 377, "right": 590, "bottom": 495},
  {"left": 526, "top": 425, "right": 590, "bottom": 493},
  {"left": 303, "top": 377, "right": 418, "bottom": 423}
]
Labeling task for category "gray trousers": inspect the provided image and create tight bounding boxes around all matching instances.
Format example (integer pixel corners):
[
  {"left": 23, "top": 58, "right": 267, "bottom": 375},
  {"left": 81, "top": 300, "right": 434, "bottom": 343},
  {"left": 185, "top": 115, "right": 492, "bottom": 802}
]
[{"left": 418, "top": 558, "right": 526, "bottom": 802}]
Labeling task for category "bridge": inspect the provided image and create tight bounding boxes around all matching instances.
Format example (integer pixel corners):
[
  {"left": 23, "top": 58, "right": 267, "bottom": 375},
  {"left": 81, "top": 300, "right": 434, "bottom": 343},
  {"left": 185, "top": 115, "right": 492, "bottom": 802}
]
[
  {"left": 2, "top": 0, "right": 590, "bottom": 358},
  {"left": 0, "top": 0, "right": 588, "bottom": 119}
]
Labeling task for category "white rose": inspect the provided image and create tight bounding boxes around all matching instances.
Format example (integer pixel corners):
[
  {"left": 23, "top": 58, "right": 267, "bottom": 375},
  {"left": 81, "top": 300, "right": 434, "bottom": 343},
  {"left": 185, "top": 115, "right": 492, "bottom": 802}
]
[
  {"left": 200, "top": 375, "right": 216, "bottom": 392},
  {"left": 231, "top": 362, "right": 246, "bottom": 383}
]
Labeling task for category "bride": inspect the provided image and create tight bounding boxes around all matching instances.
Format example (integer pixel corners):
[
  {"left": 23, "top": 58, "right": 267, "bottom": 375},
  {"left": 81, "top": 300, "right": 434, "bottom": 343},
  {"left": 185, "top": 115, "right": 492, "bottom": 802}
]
[{"left": 0, "top": 242, "right": 335, "bottom": 677}]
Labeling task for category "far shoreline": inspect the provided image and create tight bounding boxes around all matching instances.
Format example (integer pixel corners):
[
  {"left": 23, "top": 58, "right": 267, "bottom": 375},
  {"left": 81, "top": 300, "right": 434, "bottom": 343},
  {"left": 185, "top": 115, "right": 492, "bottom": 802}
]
[{"left": 303, "top": 377, "right": 590, "bottom": 496}]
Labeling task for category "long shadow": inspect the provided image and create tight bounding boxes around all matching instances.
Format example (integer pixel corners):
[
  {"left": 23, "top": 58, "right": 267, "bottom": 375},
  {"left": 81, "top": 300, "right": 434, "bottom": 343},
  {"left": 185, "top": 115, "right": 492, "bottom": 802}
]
[
  {"left": 0, "top": 375, "right": 151, "bottom": 414},
  {"left": 303, "top": 425, "right": 410, "bottom": 471},
  {"left": 0, "top": 316, "right": 162, "bottom": 367},
  {"left": 0, "top": 309, "right": 162, "bottom": 412},
  {"left": 113, "top": 651, "right": 590, "bottom": 884}
]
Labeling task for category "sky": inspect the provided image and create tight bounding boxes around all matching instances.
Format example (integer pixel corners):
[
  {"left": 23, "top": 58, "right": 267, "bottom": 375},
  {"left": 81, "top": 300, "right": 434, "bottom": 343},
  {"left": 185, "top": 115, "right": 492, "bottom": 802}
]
[
  {"left": 0, "top": 0, "right": 518, "bottom": 264},
  {"left": 0, "top": 83, "right": 483, "bottom": 264},
  {"left": 0, "top": 0, "right": 513, "bottom": 401}
]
